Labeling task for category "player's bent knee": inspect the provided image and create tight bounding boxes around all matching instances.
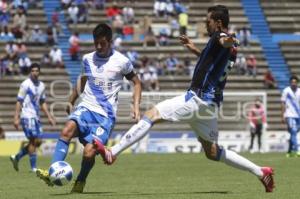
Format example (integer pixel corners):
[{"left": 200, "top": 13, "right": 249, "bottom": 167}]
[
  {"left": 144, "top": 107, "right": 161, "bottom": 123},
  {"left": 35, "top": 139, "right": 42, "bottom": 147},
  {"left": 60, "top": 123, "right": 76, "bottom": 140},
  {"left": 83, "top": 144, "right": 96, "bottom": 159},
  {"left": 199, "top": 137, "right": 222, "bottom": 161}
]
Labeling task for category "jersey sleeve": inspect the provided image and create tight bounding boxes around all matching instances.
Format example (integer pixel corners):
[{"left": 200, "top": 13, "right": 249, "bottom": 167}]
[
  {"left": 40, "top": 84, "right": 46, "bottom": 103},
  {"left": 281, "top": 89, "right": 287, "bottom": 103},
  {"left": 121, "top": 60, "right": 134, "bottom": 76},
  {"left": 17, "top": 82, "right": 27, "bottom": 102}
]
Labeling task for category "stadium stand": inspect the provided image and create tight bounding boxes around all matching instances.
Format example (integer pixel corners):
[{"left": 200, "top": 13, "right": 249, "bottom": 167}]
[{"left": 0, "top": 0, "right": 289, "bottom": 134}]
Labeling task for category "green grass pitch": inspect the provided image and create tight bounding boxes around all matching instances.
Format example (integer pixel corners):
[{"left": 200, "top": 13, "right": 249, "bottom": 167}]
[{"left": 1, "top": 153, "right": 299, "bottom": 199}]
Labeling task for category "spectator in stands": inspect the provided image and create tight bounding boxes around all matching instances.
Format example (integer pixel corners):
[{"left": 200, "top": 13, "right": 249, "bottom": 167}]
[
  {"left": 12, "top": 0, "right": 28, "bottom": 12},
  {"left": 165, "top": 0, "right": 175, "bottom": 17},
  {"left": 113, "top": 35, "right": 123, "bottom": 51},
  {"left": 264, "top": 69, "right": 276, "bottom": 89},
  {"left": 246, "top": 54, "right": 257, "bottom": 78},
  {"left": 46, "top": 25, "right": 56, "bottom": 46},
  {"left": 122, "top": 24, "right": 134, "bottom": 40},
  {"left": 7, "top": 57, "right": 19, "bottom": 75},
  {"left": 0, "top": 26, "right": 15, "bottom": 41},
  {"left": 122, "top": 1, "right": 135, "bottom": 24},
  {"left": 169, "top": 16, "right": 179, "bottom": 38},
  {"left": 248, "top": 99, "right": 267, "bottom": 153},
  {"left": 239, "top": 26, "right": 251, "bottom": 47},
  {"left": 40, "top": 53, "right": 51, "bottom": 68},
  {"left": 148, "top": 60, "right": 160, "bottom": 91},
  {"left": 61, "top": 0, "right": 72, "bottom": 9},
  {"left": 178, "top": 10, "right": 188, "bottom": 35},
  {"left": 0, "top": 0, "right": 9, "bottom": 13},
  {"left": 158, "top": 27, "right": 170, "bottom": 46},
  {"left": 112, "top": 15, "right": 124, "bottom": 36},
  {"left": 0, "top": 126, "right": 5, "bottom": 139},
  {"left": 235, "top": 53, "right": 247, "bottom": 75},
  {"left": 143, "top": 26, "right": 159, "bottom": 48},
  {"left": 11, "top": 24, "right": 24, "bottom": 40},
  {"left": 51, "top": 7, "right": 62, "bottom": 36},
  {"left": 0, "top": 57, "right": 8, "bottom": 77},
  {"left": 18, "top": 55, "right": 31, "bottom": 75},
  {"left": 16, "top": 41, "right": 27, "bottom": 59},
  {"left": 69, "top": 32, "right": 80, "bottom": 60},
  {"left": 174, "top": 0, "right": 186, "bottom": 15},
  {"left": 49, "top": 45, "right": 64, "bottom": 69},
  {"left": 68, "top": 3, "right": 79, "bottom": 24},
  {"left": 183, "top": 55, "right": 193, "bottom": 77},
  {"left": 22, "top": 25, "right": 30, "bottom": 42},
  {"left": 78, "top": 2, "right": 88, "bottom": 23},
  {"left": 105, "top": 2, "right": 121, "bottom": 22},
  {"left": 165, "top": 52, "right": 179, "bottom": 75},
  {"left": 156, "top": 54, "right": 165, "bottom": 75},
  {"left": 138, "top": 68, "right": 150, "bottom": 91},
  {"left": 30, "top": 25, "right": 44, "bottom": 44},
  {"left": 126, "top": 50, "right": 141, "bottom": 68},
  {"left": 154, "top": 0, "right": 167, "bottom": 18},
  {"left": 0, "top": 9, "right": 10, "bottom": 28},
  {"left": 13, "top": 7, "right": 26, "bottom": 31},
  {"left": 5, "top": 40, "right": 18, "bottom": 61}
]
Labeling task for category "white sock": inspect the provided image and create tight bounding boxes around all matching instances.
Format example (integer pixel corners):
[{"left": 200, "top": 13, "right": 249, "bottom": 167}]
[
  {"left": 220, "top": 149, "right": 263, "bottom": 177},
  {"left": 111, "top": 118, "right": 152, "bottom": 156}
]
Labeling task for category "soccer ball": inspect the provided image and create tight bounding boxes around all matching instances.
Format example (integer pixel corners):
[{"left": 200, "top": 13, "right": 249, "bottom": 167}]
[{"left": 49, "top": 161, "right": 73, "bottom": 186}]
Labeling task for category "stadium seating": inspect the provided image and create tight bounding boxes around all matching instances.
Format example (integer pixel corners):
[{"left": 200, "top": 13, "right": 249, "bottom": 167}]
[{"left": 261, "top": 0, "right": 300, "bottom": 33}]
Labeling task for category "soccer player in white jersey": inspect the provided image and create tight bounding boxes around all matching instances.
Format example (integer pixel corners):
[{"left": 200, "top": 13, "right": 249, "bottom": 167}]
[
  {"left": 10, "top": 63, "right": 56, "bottom": 172},
  {"left": 36, "top": 23, "right": 142, "bottom": 193},
  {"left": 281, "top": 75, "right": 300, "bottom": 157},
  {"left": 95, "top": 5, "right": 275, "bottom": 192}
]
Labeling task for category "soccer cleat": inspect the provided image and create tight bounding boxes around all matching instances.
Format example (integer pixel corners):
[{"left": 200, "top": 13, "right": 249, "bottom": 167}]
[
  {"left": 71, "top": 180, "right": 86, "bottom": 193},
  {"left": 36, "top": 169, "right": 54, "bottom": 186},
  {"left": 93, "top": 139, "right": 116, "bottom": 165},
  {"left": 260, "top": 167, "right": 275, "bottom": 192},
  {"left": 31, "top": 168, "right": 37, "bottom": 173},
  {"left": 9, "top": 155, "right": 19, "bottom": 171}
]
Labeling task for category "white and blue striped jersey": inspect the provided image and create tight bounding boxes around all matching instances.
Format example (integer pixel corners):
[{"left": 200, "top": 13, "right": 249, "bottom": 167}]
[
  {"left": 281, "top": 86, "right": 300, "bottom": 118},
  {"left": 78, "top": 50, "right": 133, "bottom": 120},
  {"left": 17, "top": 78, "right": 46, "bottom": 119}
]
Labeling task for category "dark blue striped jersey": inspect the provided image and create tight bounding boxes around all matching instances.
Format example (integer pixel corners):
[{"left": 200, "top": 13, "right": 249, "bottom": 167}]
[{"left": 189, "top": 31, "right": 237, "bottom": 105}]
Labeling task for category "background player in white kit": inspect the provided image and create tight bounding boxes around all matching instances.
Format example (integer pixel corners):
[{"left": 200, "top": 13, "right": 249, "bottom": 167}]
[
  {"left": 10, "top": 63, "right": 56, "bottom": 172},
  {"left": 36, "top": 23, "right": 142, "bottom": 193},
  {"left": 95, "top": 5, "right": 275, "bottom": 193},
  {"left": 281, "top": 75, "right": 300, "bottom": 157}
]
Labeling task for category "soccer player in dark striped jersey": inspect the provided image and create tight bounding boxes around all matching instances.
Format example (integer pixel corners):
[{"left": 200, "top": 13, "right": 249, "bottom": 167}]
[{"left": 95, "top": 5, "right": 275, "bottom": 192}]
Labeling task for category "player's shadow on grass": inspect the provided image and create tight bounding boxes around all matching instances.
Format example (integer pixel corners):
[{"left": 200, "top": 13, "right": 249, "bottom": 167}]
[{"left": 51, "top": 190, "right": 230, "bottom": 196}]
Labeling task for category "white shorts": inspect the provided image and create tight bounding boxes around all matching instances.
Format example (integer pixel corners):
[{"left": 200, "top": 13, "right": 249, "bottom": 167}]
[{"left": 155, "top": 91, "right": 219, "bottom": 142}]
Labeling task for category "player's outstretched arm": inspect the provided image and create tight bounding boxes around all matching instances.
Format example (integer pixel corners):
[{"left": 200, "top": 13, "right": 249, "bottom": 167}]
[
  {"left": 219, "top": 36, "right": 240, "bottom": 48},
  {"left": 129, "top": 74, "right": 142, "bottom": 122},
  {"left": 179, "top": 35, "right": 201, "bottom": 57}
]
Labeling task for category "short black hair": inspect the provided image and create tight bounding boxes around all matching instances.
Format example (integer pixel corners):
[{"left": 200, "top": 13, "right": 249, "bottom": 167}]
[
  {"left": 30, "top": 63, "right": 40, "bottom": 71},
  {"left": 208, "top": 5, "right": 230, "bottom": 28},
  {"left": 290, "top": 75, "right": 299, "bottom": 82},
  {"left": 93, "top": 23, "right": 112, "bottom": 41}
]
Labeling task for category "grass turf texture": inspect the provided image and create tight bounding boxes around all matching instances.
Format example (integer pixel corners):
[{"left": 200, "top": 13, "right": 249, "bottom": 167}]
[{"left": 0, "top": 153, "right": 299, "bottom": 199}]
